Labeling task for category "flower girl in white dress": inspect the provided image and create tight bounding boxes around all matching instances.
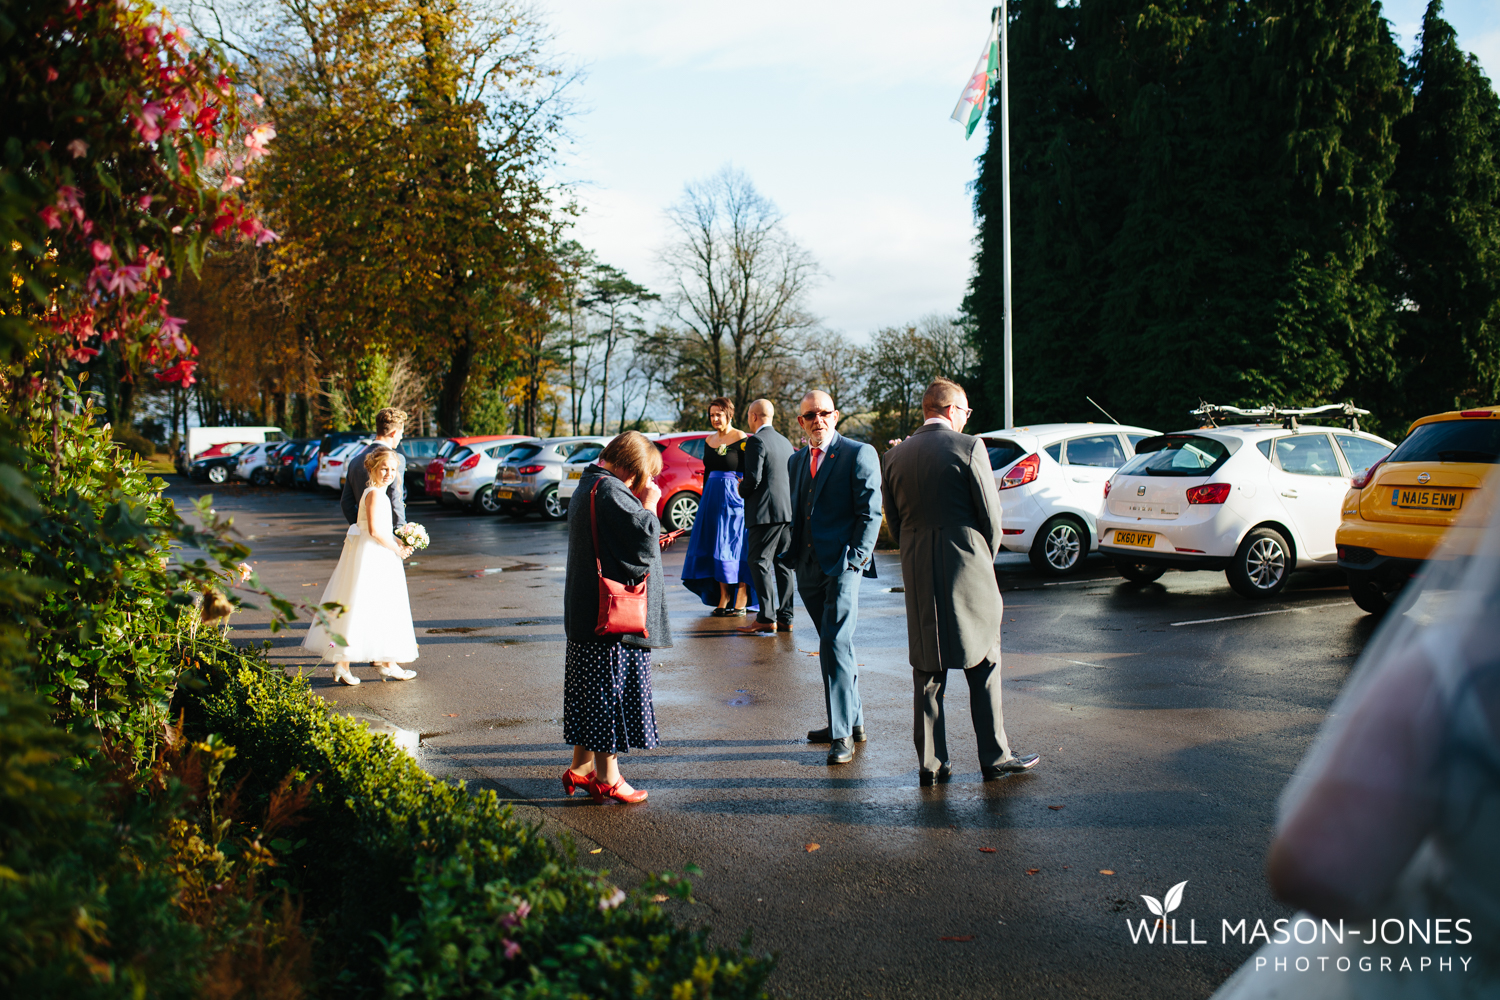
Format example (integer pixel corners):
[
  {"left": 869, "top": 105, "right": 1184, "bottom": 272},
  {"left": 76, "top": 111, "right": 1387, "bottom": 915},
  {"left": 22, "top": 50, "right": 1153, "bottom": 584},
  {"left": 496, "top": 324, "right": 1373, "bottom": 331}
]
[{"left": 302, "top": 449, "right": 419, "bottom": 684}]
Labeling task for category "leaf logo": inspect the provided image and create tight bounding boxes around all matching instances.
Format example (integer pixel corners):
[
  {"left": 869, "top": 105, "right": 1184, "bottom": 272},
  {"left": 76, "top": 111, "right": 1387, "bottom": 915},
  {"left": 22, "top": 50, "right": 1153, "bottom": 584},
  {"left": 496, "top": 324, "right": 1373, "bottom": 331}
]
[{"left": 1140, "top": 880, "right": 1188, "bottom": 917}]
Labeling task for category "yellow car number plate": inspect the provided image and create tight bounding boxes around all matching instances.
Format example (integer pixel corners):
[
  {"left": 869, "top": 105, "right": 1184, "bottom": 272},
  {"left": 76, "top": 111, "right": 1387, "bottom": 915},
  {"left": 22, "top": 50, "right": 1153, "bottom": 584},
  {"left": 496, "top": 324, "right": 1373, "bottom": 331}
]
[
  {"left": 497, "top": 490, "right": 514, "bottom": 500},
  {"left": 567, "top": 470, "right": 582, "bottom": 479},
  {"left": 1392, "top": 488, "right": 1462, "bottom": 511},
  {"left": 1113, "top": 530, "right": 1157, "bottom": 548}
]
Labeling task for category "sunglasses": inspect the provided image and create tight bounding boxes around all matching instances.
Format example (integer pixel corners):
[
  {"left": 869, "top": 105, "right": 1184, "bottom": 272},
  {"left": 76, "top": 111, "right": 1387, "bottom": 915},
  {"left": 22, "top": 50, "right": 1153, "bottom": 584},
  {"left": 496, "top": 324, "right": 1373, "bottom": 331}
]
[{"left": 800, "top": 409, "right": 836, "bottom": 421}]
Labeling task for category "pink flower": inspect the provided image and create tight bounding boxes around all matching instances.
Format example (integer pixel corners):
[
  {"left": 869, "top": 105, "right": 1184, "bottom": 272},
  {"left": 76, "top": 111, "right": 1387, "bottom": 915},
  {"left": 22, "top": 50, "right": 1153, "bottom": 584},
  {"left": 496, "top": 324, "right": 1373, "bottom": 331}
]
[
  {"left": 158, "top": 315, "right": 189, "bottom": 353},
  {"left": 252, "top": 93, "right": 265, "bottom": 107},
  {"left": 68, "top": 346, "right": 99, "bottom": 363},
  {"left": 598, "top": 889, "right": 625, "bottom": 911},
  {"left": 111, "top": 265, "right": 148, "bottom": 294},
  {"left": 90, "top": 240, "right": 113, "bottom": 263},
  {"left": 56, "top": 186, "right": 83, "bottom": 210},
  {"left": 67, "top": 139, "right": 87, "bottom": 158},
  {"left": 204, "top": 148, "right": 223, "bottom": 168},
  {"left": 255, "top": 227, "right": 280, "bottom": 245},
  {"left": 134, "top": 101, "right": 166, "bottom": 142},
  {"left": 143, "top": 25, "right": 160, "bottom": 46},
  {"left": 137, "top": 194, "right": 153, "bottom": 211},
  {"left": 80, "top": 219, "right": 93, "bottom": 235},
  {"left": 502, "top": 939, "right": 521, "bottom": 960},
  {"left": 220, "top": 174, "right": 244, "bottom": 192},
  {"left": 243, "top": 125, "right": 275, "bottom": 162},
  {"left": 38, "top": 205, "right": 63, "bottom": 229},
  {"left": 45, "top": 67, "right": 59, "bottom": 83}
]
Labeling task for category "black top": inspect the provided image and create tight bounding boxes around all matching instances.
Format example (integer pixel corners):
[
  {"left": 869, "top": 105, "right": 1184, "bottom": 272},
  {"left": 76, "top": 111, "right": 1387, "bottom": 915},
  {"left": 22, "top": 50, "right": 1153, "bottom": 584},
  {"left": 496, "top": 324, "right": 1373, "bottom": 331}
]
[
  {"left": 702, "top": 437, "right": 747, "bottom": 474},
  {"left": 563, "top": 465, "right": 672, "bottom": 649}
]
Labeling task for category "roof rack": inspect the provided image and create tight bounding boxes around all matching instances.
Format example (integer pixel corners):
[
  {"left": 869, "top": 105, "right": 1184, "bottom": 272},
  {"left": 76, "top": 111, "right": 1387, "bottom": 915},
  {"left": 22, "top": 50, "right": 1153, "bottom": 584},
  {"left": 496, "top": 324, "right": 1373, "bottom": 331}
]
[{"left": 1190, "top": 401, "right": 1371, "bottom": 433}]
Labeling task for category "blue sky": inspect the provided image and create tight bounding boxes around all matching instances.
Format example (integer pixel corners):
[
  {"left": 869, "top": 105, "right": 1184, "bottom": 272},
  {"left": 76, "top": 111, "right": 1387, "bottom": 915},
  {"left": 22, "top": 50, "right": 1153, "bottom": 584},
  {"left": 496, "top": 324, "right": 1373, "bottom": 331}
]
[{"left": 540, "top": 1, "right": 1500, "bottom": 342}]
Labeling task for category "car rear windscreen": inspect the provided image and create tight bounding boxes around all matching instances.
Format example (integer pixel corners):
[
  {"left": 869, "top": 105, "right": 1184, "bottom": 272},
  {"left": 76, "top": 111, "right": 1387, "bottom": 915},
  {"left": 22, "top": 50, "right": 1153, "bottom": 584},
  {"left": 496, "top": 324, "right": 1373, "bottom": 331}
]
[
  {"left": 448, "top": 447, "right": 473, "bottom": 464},
  {"left": 505, "top": 445, "right": 544, "bottom": 463},
  {"left": 1387, "top": 420, "right": 1500, "bottom": 465},
  {"left": 1118, "top": 435, "right": 1232, "bottom": 477},
  {"left": 569, "top": 444, "right": 604, "bottom": 464},
  {"left": 984, "top": 439, "right": 1026, "bottom": 471}
]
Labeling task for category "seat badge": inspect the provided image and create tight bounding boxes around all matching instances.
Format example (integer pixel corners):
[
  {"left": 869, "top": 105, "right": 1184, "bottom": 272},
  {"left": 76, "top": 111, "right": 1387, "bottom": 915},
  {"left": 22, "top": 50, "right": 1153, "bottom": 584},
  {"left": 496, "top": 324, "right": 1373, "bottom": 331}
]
[{"left": 1137, "top": 485, "right": 1146, "bottom": 496}]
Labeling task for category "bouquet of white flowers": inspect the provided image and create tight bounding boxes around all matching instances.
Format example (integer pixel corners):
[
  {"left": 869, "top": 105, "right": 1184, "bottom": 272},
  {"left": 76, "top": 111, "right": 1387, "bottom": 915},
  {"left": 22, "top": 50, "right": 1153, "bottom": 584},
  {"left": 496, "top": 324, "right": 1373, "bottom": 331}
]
[{"left": 396, "top": 522, "right": 430, "bottom": 550}]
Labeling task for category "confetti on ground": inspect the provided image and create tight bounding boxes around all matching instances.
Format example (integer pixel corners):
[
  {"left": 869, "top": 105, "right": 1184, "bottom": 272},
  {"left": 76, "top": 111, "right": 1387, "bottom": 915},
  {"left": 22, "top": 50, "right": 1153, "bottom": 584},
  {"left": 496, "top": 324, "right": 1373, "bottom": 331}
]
[
  {"left": 1026, "top": 868, "right": 1040, "bottom": 875},
  {"left": 939, "top": 935, "right": 975, "bottom": 942},
  {"left": 444, "top": 713, "right": 459, "bottom": 717},
  {"left": 805, "top": 843, "right": 820, "bottom": 853},
  {"left": 1099, "top": 869, "right": 1115, "bottom": 875},
  {"left": 650, "top": 894, "right": 668, "bottom": 903},
  {"left": 589, "top": 848, "right": 602, "bottom": 854},
  {"left": 979, "top": 847, "right": 996, "bottom": 854},
  {"left": 1048, "top": 804, "right": 1065, "bottom": 810}
]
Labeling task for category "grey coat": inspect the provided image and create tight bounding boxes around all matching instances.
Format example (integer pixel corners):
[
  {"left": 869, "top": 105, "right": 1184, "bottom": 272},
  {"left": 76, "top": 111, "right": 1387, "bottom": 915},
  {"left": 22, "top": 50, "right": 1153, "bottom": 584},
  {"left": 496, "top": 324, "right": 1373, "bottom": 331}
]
[
  {"left": 340, "top": 443, "right": 407, "bottom": 529},
  {"left": 563, "top": 465, "right": 672, "bottom": 649},
  {"left": 880, "top": 422, "right": 1003, "bottom": 672},
  {"left": 740, "top": 424, "right": 795, "bottom": 524}
]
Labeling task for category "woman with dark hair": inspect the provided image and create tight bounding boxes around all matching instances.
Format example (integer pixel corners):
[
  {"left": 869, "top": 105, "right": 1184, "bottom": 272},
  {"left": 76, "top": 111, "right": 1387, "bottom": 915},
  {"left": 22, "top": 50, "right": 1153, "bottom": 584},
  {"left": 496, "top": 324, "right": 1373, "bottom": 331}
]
[
  {"left": 680, "top": 396, "right": 759, "bottom": 616},
  {"left": 561, "top": 431, "right": 671, "bottom": 804}
]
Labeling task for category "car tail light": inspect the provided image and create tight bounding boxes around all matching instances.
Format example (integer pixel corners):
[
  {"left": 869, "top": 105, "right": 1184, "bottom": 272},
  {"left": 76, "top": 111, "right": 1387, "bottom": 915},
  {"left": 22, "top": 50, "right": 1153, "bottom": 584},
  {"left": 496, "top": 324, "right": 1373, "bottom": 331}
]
[
  {"left": 329, "top": 459, "right": 342, "bottom": 467},
  {"left": 1103, "top": 480, "right": 1112, "bottom": 498},
  {"left": 1460, "top": 409, "right": 1495, "bottom": 418},
  {"left": 999, "top": 453, "right": 1040, "bottom": 490},
  {"left": 516, "top": 464, "right": 545, "bottom": 475},
  {"left": 458, "top": 454, "right": 481, "bottom": 472},
  {"left": 1350, "top": 458, "right": 1385, "bottom": 490},
  {"left": 1185, "top": 483, "right": 1231, "bottom": 504}
]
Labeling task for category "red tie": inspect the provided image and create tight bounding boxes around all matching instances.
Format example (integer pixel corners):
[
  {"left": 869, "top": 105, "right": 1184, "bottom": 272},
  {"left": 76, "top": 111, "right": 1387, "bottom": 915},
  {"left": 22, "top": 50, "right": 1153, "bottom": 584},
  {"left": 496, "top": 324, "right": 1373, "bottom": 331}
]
[{"left": 810, "top": 447, "right": 823, "bottom": 478}]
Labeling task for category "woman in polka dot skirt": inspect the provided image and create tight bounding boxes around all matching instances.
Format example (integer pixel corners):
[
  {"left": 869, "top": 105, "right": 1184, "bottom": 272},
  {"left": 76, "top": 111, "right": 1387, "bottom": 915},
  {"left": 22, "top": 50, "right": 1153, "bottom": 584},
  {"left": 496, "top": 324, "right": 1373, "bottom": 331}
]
[{"left": 561, "top": 431, "right": 673, "bottom": 804}]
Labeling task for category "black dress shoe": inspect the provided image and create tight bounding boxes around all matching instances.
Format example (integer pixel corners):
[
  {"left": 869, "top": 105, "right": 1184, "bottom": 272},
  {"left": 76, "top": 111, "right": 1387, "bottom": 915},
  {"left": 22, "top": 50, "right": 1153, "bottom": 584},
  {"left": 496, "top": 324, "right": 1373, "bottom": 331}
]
[
  {"left": 982, "top": 753, "right": 1040, "bottom": 779},
  {"left": 919, "top": 763, "right": 953, "bottom": 787},
  {"left": 827, "top": 737, "right": 854, "bottom": 765},
  {"left": 807, "top": 725, "right": 866, "bottom": 743}
]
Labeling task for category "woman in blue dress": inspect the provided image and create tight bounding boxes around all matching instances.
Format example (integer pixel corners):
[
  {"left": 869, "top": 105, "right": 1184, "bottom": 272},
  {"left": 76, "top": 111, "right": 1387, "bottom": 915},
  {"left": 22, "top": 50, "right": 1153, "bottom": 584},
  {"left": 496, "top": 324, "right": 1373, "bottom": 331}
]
[{"left": 680, "top": 396, "right": 759, "bottom": 616}]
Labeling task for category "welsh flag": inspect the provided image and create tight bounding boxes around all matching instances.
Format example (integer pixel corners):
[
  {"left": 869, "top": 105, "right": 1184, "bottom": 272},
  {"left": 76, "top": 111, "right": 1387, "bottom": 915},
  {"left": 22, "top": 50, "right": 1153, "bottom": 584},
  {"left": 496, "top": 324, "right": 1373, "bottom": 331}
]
[{"left": 950, "top": 14, "right": 999, "bottom": 139}]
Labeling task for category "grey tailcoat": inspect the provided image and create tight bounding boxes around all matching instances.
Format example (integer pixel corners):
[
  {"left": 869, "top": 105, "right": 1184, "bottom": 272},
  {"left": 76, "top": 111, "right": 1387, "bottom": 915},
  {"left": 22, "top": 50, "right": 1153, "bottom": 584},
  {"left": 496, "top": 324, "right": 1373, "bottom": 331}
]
[{"left": 880, "top": 422, "right": 1003, "bottom": 672}]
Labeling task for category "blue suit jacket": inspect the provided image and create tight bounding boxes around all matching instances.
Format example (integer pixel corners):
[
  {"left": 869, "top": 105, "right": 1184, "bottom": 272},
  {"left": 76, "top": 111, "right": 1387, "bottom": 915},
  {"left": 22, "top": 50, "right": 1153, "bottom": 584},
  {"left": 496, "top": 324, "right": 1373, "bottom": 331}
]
[{"left": 787, "top": 430, "right": 883, "bottom": 579}]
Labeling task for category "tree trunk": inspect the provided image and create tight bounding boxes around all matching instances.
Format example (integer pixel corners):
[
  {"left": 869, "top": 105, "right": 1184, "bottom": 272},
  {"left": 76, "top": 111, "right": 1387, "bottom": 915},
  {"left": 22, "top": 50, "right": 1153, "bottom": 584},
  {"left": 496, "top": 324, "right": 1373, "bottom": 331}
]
[{"left": 437, "top": 336, "right": 475, "bottom": 435}]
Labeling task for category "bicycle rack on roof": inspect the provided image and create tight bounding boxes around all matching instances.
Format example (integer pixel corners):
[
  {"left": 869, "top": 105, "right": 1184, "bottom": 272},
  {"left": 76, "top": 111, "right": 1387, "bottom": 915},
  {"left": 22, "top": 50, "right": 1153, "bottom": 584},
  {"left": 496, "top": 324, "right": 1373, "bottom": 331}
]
[{"left": 1190, "top": 401, "right": 1372, "bottom": 433}]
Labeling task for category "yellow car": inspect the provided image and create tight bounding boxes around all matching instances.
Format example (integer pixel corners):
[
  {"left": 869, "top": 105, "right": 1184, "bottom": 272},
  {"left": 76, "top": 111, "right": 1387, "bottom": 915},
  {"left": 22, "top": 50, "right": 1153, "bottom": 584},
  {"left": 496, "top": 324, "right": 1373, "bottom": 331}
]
[{"left": 1336, "top": 406, "right": 1500, "bottom": 613}]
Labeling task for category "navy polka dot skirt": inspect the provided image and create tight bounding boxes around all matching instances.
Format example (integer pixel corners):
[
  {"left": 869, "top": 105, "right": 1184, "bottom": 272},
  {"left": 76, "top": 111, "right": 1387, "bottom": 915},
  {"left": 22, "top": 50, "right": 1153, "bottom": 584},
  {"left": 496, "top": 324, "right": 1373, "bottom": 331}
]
[{"left": 563, "top": 640, "right": 660, "bottom": 755}]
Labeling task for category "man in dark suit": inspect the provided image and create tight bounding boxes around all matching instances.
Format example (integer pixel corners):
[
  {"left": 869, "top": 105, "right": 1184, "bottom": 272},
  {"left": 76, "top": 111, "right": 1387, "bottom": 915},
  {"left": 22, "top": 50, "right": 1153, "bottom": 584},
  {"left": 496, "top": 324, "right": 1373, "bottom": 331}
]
[
  {"left": 788, "top": 390, "right": 883, "bottom": 765},
  {"left": 340, "top": 406, "right": 408, "bottom": 531},
  {"left": 737, "top": 398, "right": 796, "bottom": 635},
  {"left": 881, "top": 378, "right": 1039, "bottom": 785}
]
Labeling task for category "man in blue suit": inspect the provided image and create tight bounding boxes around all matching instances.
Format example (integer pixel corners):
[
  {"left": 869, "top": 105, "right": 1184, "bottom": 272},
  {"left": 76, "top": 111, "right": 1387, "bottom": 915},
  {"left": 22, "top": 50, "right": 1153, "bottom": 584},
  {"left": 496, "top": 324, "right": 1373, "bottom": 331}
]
[{"left": 787, "top": 390, "right": 883, "bottom": 765}]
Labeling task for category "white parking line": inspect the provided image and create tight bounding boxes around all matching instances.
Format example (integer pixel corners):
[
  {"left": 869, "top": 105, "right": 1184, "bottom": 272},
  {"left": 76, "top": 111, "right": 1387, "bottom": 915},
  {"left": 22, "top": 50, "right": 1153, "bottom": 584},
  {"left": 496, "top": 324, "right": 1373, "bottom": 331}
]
[
  {"left": 1170, "top": 601, "right": 1353, "bottom": 627},
  {"left": 1043, "top": 577, "right": 1122, "bottom": 587},
  {"left": 1067, "top": 659, "right": 1109, "bottom": 668}
]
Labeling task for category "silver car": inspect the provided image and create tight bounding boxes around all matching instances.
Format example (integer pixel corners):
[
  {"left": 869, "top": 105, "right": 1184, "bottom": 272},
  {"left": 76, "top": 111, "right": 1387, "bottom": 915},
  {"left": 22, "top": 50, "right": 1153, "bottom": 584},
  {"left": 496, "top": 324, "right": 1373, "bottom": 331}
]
[{"left": 495, "top": 436, "right": 612, "bottom": 521}]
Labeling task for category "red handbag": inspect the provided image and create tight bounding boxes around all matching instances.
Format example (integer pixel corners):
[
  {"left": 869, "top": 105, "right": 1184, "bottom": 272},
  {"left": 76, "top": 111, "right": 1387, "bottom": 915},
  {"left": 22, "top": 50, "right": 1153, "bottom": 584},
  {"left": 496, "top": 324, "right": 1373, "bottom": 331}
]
[{"left": 590, "top": 479, "right": 649, "bottom": 637}]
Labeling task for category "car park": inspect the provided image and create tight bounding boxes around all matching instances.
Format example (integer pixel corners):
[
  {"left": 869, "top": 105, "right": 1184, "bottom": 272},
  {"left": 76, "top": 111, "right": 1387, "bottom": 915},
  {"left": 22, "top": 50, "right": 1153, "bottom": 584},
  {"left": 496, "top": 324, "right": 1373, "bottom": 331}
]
[
  {"left": 494, "top": 436, "right": 609, "bottom": 520},
  {"left": 1337, "top": 405, "right": 1500, "bottom": 614},
  {"left": 424, "top": 435, "right": 522, "bottom": 500},
  {"left": 444, "top": 438, "right": 539, "bottom": 513},
  {"left": 316, "top": 439, "right": 372, "bottom": 492},
  {"left": 650, "top": 432, "right": 710, "bottom": 532},
  {"left": 189, "top": 442, "right": 251, "bottom": 484},
  {"left": 178, "top": 426, "right": 282, "bottom": 474},
  {"left": 974, "top": 422, "right": 1159, "bottom": 575},
  {"left": 1097, "top": 404, "right": 1393, "bottom": 599},
  {"left": 396, "top": 437, "right": 445, "bottom": 501}
]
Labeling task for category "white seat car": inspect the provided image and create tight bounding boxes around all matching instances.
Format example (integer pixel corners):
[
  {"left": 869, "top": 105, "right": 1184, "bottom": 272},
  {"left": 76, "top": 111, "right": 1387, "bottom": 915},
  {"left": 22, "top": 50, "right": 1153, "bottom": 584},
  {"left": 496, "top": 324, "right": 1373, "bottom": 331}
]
[
  {"left": 442, "top": 438, "right": 538, "bottom": 513},
  {"left": 229, "top": 442, "right": 277, "bottom": 484},
  {"left": 1096, "top": 405, "right": 1394, "bottom": 598},
  {"left": 316, "top": 439, "right": 372, "bottom": 492},
  {"left": 975, "top": 423, "right": 1159, "bottom": 575}
]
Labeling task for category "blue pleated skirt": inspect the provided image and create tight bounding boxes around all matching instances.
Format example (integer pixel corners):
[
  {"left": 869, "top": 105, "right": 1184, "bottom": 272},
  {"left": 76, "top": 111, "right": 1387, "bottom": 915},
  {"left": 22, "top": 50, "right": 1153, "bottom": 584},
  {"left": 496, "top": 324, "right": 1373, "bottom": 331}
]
[{"left": 680, "top": 472, "right": 759, "bottom": 610}]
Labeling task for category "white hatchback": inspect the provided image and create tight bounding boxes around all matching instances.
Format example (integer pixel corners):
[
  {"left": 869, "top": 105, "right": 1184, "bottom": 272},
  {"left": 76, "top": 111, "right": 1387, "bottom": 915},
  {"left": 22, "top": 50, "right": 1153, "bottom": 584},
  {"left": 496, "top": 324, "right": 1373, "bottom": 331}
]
[
  {"left": 317, "top": 439, "right": 372, "bottom": 492},
  {"left": 229, "top": 442, "right": 277, "bottom": 484},
  {"left": 556, "top": 441, "right": 609, "bottom": 506},
  {"left": 1097, "top": 419, "right": 1394, "bottom": 598},
  {"left": 975, "top": 423, "right": 1160, "bottom": 575}
]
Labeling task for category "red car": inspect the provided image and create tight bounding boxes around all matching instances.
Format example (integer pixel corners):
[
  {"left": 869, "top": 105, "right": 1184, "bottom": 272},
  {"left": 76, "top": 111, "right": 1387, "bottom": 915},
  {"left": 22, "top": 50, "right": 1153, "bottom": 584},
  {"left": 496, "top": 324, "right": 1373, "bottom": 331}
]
[
  {"left": 652, "top": 432, "right": 710, "bottom": 532},
  {"left": 424, "top": 434, "right": 528, "bottom": 500}
]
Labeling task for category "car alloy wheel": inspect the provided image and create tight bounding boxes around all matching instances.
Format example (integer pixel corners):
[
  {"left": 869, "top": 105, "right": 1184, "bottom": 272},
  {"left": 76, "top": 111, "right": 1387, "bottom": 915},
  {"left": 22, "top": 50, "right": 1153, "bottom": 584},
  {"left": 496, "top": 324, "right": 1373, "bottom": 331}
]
[
  {"left": 207, "top": 465, "right": 228, "bottom": 484},
  {"left": 1031, "top": 516, "right": 1086, "bottom": 575},
  {"left": 540, "top": 486, "right": 565, "bottom": 521},
  {"left": 476, "top": 485, "right": 502, "bottom": 515},
  {"left": 1228, "top": 527, "right": 1291, "bottom": 599},
  {"left": 663, "top": 492, "right": 699, "bottom": 532}
]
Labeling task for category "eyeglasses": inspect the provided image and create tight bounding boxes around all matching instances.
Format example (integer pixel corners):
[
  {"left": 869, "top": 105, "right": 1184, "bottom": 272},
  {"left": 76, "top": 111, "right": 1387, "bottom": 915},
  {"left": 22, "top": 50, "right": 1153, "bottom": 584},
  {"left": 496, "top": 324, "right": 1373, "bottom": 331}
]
[
  {"left": 951, "top": 405, "right": 973, "bottom": 417},
  {"left": 800, "top": 409, "right": 836, "bottom": 421}
]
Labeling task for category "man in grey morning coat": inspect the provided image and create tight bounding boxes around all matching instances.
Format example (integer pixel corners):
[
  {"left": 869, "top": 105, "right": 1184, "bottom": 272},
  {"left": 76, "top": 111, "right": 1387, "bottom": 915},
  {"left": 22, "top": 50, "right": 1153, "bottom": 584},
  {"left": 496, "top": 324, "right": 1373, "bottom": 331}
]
[
  {"left": 340, "top": 407, "right": 408, "bottom": 531},
  {"left": 880, "top": 377, "right": 1040, "bottom": 785},
  {"left": 736, "top": 398, "right": 797, "bottom": 634}
]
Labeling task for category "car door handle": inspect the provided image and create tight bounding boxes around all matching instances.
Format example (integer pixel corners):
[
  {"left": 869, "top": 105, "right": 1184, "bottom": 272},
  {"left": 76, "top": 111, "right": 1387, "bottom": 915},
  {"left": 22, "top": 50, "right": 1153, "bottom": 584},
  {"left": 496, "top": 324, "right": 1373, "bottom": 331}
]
[
  {"left": 1281, "top": 490, "right": 1298, "bottom": 499},
  {"left": 1071, "top": 477, "right": 1090, "bottom": 483}
]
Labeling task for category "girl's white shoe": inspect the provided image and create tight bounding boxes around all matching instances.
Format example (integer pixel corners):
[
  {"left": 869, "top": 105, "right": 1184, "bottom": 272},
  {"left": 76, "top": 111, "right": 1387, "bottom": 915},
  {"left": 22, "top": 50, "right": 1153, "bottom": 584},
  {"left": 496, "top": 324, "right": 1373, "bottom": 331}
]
[
  {"left": 377, "top": 663, "right": 417, "bottom": 681},
  {"left": 333, "top": 664, "right": 360, "bottom": 686}
]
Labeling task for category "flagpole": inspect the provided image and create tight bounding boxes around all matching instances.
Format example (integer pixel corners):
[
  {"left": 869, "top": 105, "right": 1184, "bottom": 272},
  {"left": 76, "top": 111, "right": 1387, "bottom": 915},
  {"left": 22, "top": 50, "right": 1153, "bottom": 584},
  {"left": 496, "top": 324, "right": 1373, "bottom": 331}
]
[{"left": 996, "top": 3, "right": 1013, "bottom": 429}]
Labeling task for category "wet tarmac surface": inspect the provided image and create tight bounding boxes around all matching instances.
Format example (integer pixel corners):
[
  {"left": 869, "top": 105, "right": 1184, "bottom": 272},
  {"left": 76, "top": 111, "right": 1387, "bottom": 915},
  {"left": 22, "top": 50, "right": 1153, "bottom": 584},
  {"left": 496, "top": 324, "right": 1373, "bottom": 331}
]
[{"left": 173, "top": 477, "right": 1381, "bottom": 999}]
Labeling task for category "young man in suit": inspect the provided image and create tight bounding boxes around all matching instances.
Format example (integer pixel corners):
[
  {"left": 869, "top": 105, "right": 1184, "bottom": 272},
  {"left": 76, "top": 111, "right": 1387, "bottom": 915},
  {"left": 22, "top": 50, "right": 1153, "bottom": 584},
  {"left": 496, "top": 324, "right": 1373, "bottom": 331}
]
[
  {"left": 880, "top": 378, "right": 1039, "bottom": 785},
  {"left": 788, "top": 390, "right": 883, "bottom": 765},
  {"left": 340, "top": 407, "right": 408, "bottom": 531},
  {"left": 737, "top": 398, "right": 797, "bottom": 635}
]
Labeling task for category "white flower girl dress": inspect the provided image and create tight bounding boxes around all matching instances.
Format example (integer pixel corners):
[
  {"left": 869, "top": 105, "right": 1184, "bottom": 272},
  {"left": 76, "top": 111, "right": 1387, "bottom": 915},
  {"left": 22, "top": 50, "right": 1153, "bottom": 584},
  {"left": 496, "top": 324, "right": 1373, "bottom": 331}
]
[{"left": 302, "top": 484, "right": 419, "bottom": 676}]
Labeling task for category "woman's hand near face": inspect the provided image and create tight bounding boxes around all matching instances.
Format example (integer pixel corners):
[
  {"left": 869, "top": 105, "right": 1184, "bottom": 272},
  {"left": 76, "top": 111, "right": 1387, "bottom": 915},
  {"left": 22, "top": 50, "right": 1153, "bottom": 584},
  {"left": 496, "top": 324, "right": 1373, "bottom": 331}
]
[{"left": 638, "top": 481, "right": 662, "bottom": 512}]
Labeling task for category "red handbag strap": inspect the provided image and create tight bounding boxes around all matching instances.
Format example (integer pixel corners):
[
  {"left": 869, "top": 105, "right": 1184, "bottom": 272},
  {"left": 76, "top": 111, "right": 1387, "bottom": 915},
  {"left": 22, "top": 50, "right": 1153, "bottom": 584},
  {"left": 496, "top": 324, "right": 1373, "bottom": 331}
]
[{"left": 590, "top": 478, "right": 606, "bottom": 579}]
